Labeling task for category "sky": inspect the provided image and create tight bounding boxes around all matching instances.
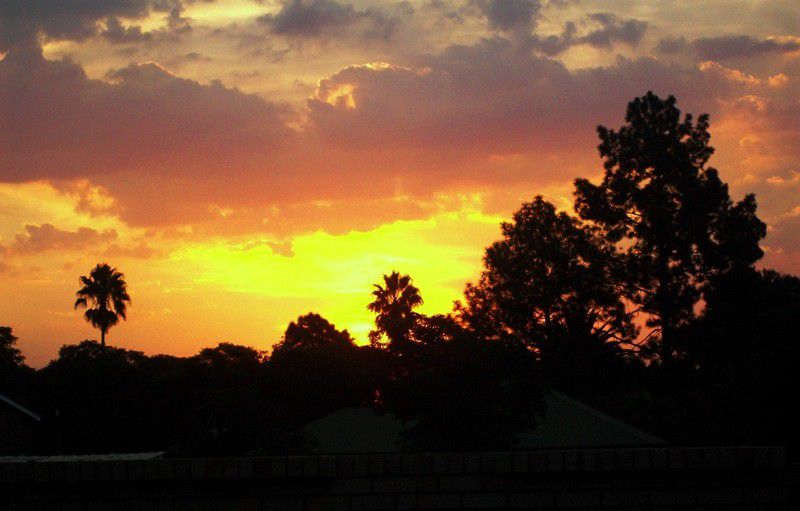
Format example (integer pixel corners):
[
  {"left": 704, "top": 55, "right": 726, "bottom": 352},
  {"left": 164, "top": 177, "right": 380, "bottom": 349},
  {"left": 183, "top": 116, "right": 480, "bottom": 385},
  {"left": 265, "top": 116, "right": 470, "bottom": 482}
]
[{"left": 1, "top": 0, "right": 799, "bottom": 366}]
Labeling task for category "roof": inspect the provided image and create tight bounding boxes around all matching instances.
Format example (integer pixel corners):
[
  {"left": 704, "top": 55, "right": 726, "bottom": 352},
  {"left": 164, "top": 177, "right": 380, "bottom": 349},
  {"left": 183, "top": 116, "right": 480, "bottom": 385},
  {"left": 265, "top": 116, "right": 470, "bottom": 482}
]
[
  {"left": 305, "top": 391, "right": 665, "bottom": 453},
  {"left": 0, "top": 392, "right": 40, "bottom": 422},
  {"left": 0, "top": 452, "right": 165, "bottom": 463}
]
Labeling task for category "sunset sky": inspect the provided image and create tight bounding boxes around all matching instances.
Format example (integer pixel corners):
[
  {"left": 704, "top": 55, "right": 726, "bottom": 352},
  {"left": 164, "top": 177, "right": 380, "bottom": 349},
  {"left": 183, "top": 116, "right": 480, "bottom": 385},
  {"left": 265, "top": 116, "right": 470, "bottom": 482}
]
[{"left": 1, "top": 0, "right": 799, "bottom": 366}]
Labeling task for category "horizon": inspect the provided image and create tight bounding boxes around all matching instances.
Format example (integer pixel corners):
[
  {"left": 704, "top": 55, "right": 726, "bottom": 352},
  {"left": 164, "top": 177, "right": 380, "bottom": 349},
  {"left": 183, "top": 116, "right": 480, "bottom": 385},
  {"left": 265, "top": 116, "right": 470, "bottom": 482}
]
[{"left": 2, "top": 0, "right": 800, "bottom": 367}]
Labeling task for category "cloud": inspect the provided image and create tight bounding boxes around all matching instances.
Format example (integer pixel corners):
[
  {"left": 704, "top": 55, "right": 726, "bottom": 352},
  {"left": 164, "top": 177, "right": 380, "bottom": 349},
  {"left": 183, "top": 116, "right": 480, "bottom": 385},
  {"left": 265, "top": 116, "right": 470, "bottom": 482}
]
[
  {"left": 474, "top": 0, "right": 542, "bottom": 32},
  {"left": 0, "top": 0, "right": 161, "bottom": 50},
  {"left": 529, "top": 12, "right": 647, "bottom": 55},
  {"left": 662, "top": 35, "right": 800, "bottom": 61},
  {"left": 8, "top": 223, "right": 118, "bottom": 254},
  {"left": 258, "top": 0, "right": 411, "bottom": 41}
]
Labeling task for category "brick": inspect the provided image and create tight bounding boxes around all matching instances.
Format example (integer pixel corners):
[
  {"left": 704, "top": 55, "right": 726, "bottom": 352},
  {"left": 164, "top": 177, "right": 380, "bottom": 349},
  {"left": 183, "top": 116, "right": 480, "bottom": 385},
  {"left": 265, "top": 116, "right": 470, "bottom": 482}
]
[
  {"left": 633, "top": 448, "right": 651, "bottom": 470},
  {"left": 685, "top": 448, "right": 704, "bottom": 469},
  {"left": 206, "top": 457, "right": 223, "bottom": 478},
  {"left": 703, "top": 448, "right": 720, "bottom": 470},
  {"left": 418, "top": 493, "right": 461, "bottom": 509},
  {"left": 368, "top": 454, "right": 385, "bottom": 476},
  {"left": 439, "top": 475, "right": 483, "bottom": 492},
  {"left": 288, "top": 457, "right": 304, "bottom": 478},
  {"left": 650, "top": 488, "right": 695, "bottom": 505},
  {"left": 173, "top": 459, "right": 190, "bottom": 480},
  {"left": 563, "top": 450, "right": 580, "bottom": 471},
  {"left": 509, "top": 491, "right": 554, "bottom": 508},
  {"left": 650, "top": 448, "right": 667, "bottom": 470},
  {"left": 269, "top": 457, "right": 286, "bottom": 477},
  {"left": 65, "top": 461, "right": 81, "bottom": 482},
  {"left": 495, "top": 452, "right": 512, "bottom": 473},
  {"left": 615, "top": 448, "right": 634, "bottom": 470},
  {"left": 218, "top": 497, "right": 260, "bottom": 511},
  {"left": 462, "top": 492, "right": 507, "bottom": 509},
  {"left": 447, "top": 453, "right": 464, "bottom": 474},
  {"left": 307, "top": 495, "right": 349, "bottom": 511},
  {"left": 396, "top": 493, "right": 419, "bottom": 510},
  {"left": 697, "top": 487, "right": 742, "bottom": 504},
  {"left": 579, "top": 449, "right": 597, "bottom": 471},
  {"left": 546, "top": 450, "right": 564, "bottom": 472},
  {"left": 352, "top": 455, "right": 369, "bottom": 477},
  {"left": 351, "top": 494, "right": 395, "bottom": 510},
  {"left": 302, "top": 456, "right": 319, "bottom": 477},
  {"left": 156, "top": 459, "right": 174, "bottom": 479},
  {"left": 464, "top": 453, "right": 480, "bottom": 474},
  {"left": 667, "top": 448, "right": 685, "bottom": 470},
  {"left": 336, "top": 455, "right": 355, "bottom": 477},
  {"left": 384, "top": 454, "right": 401, "bottom": 475},
  {"left": 318, "top": 456, "right": 336, "bottom": 477},
  {"left": 433, "top": 453, "right": 448, "bottom": 474},
  {"left": 720, "top": 447, "right": 737, "bottom": 469},
  {"left": 603, "top": 489, "right": 649, "bottom": 506},
  {"left": 528, "top": 451, "right": 546, "bottom": 472},
  {"left": 744, "top": 487, "right": 789, "bottom": 504},
  {"left": 373, "top": 476, "right": 420, "bottom": 493},
  {"left": 96, "top": 461, "right": 113, "bottom": 481},
  {"left": 111, "top": 461, "right": 127, "bottom": 480},
  {"left": 556, "top": 490, "right": 602, "bottom": 507},
  {"left": 330, "top": 477, "right": 373, "bottom": 494},
  {"left": 262, "top": 497, "right": 304, "bottom": 510}
]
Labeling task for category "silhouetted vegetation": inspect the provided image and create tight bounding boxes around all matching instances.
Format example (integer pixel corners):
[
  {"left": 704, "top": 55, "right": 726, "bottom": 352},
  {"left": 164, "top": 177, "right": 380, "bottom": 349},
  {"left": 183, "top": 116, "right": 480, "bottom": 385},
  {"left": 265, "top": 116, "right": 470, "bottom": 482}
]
[
  {"left": 73, "top": 263, "right": 131, "bottom": 347},
  {"left": 1, "top": 92, "right": 798, "bottom": 457}
]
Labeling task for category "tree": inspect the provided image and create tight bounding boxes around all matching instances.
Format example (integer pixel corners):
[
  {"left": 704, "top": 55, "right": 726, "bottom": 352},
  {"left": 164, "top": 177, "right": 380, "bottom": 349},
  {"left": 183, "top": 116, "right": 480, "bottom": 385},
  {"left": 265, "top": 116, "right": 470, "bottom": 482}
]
[
  {"left": 271, "top": 313, "right": 377, "bottom": 426},
  {"left": 74, "top": 263, "right": 131, "bottom": 347},
  {"left": 272, "top": 313, "right": 355, "bottom": 356},
  {"left": 457, "top": 196, "right": 635, "bottom": 393},
  {"left": 367, "top": 271, "right": 423, "bottom": 354},
  {"left": 574, "top": 92, "right": 766, "bottom": 365},
  {"left": 380, "top": 317, "right": 544, "bottom": 451},
  {"left": 0, "top": 325, "right": 24, "bottom": 369}
]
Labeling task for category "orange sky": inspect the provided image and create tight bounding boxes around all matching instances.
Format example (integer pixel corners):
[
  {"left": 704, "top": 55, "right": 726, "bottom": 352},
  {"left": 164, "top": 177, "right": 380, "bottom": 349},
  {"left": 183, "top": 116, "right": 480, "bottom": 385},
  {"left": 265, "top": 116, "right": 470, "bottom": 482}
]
[{"left": 2, "top": 0, "right": 799, "bottom": 366}]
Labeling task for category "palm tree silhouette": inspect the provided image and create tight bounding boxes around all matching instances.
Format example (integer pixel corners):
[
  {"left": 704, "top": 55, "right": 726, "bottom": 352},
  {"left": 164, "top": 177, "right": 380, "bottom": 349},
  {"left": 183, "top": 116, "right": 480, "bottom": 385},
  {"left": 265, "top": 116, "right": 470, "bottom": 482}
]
[
  {"left": 368, "top": 271, "right": 423, "bottom": 352},
  {"left": 74, "top": 263, "right": 131, "bottom": 348}
]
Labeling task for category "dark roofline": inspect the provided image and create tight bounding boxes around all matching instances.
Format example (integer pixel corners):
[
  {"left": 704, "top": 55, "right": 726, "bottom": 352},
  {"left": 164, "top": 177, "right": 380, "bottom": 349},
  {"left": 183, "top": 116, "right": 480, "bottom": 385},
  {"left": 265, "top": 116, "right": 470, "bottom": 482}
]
[{"left": 0, "top": 392, "right": 41, "bottom": 422}]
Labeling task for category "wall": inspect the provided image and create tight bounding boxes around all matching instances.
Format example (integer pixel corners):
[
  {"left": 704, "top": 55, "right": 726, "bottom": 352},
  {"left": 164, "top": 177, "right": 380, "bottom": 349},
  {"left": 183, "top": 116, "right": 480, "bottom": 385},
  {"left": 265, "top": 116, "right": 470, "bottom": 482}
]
[{"left": 0, "top": 446, "right": 796, "bottom": 510}]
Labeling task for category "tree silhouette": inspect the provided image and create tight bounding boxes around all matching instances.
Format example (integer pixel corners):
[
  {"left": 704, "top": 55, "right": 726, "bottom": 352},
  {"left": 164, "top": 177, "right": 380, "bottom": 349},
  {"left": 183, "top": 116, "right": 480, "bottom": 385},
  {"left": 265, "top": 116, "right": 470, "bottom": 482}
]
[
  {"left": 574, "top": 92, "right": 766, "bottom": 365},
  {"left": 74, "top": 263, "right": 131, "bottom": 348},
  {"left": 457, "top": 196, "right": 635, "bottom": 394},
  {"left": 367, "top": 271, "right": 423, "bottom": 354},
  {"left": 0, "top": 325, "right": 24, "bottom": 369},
  {"left": 272, "top": 313, "right": 355, "bottom": 356}
]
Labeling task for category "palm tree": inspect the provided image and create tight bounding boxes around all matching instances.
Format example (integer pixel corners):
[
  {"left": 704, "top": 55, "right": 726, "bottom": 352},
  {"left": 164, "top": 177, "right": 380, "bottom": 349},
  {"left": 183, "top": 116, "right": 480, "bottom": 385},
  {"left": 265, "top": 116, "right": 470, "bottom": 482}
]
[
  {"left": 74, "top": 263, "right": 131, "bottom": 348},
  {"left": 367, "top": 271, "right": 423, "bottom": 352}
]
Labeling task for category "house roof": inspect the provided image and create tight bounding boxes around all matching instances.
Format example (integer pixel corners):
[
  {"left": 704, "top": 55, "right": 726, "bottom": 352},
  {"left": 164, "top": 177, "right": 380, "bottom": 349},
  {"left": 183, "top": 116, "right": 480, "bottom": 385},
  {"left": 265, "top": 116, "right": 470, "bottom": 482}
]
[
  {"left": 0, "top": 392, "right": 40, "bottom": 422},
  {"left": 0, "top": 452, "right": 165, "bottom": 463},
  {"left": 305, "top": 390, "right": 665, "bottom": 453}
]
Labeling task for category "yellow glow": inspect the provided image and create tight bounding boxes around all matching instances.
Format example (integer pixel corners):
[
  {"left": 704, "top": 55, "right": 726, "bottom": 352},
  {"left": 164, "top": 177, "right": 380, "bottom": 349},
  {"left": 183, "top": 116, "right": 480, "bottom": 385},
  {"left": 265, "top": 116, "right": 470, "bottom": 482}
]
[
  {"left": 0, "top": 182, "right": 504, "bottom": 365},
  {"left": 323, "top": 84, "right": 357, "bottom": 109}
]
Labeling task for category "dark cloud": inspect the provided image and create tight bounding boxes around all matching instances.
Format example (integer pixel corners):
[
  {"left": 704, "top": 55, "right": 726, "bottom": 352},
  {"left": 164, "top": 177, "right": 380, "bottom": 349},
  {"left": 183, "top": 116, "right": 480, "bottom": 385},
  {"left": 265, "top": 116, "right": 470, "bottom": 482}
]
[
  {"left": 8, "top": 223, "right": 117, "bottom": 254},
  {"left": 655, "top": 35, "right": 687, "bottom": 54},
  {"left": 692, "top": 35, "right": 800, "bottom": 60},
  {"left": 582, "top": 12, "right": 647, "bottom": 48},
  {"left": 102, "top": 17, "right": 152, "bottom": 43},
  {"left": 0, "top": 0, "right": 155, "bottom": 50},
  {"left": 529, "top": 12, "right": 647, "bottom": 55},
  {"left": 474, "top": 0, "right": 542, "bottom": 32},
  {"left": 258, "top": 0, "right": 410, "bottom": 40}
]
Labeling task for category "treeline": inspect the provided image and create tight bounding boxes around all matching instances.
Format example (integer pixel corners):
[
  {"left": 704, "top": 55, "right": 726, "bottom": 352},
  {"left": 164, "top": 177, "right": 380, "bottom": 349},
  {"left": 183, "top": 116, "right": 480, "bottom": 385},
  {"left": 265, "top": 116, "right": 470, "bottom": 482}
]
[{"left": 1, "top": 92, "right": 798, "bottom": 456}]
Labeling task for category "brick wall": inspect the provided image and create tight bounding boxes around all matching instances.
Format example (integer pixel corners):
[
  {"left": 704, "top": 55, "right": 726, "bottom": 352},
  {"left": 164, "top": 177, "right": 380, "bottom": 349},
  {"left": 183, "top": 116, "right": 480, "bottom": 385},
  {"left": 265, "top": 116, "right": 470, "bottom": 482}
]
[{"left": 0, "top": 447, "right": 796, "bottom": 510}]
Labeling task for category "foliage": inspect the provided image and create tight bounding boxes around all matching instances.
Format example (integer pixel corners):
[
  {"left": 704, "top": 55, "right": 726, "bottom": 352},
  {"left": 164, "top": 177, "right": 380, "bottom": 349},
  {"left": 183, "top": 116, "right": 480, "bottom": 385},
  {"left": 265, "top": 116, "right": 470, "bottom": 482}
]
[
  {"left": 367, "top": 271, "right": 424, "bottom": 354},
  {"left": 574, "top": 92, "right": 766, "bottom": 364},
  {"left": 74, "top": 263, "right": 132, "bottom": 347}
]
